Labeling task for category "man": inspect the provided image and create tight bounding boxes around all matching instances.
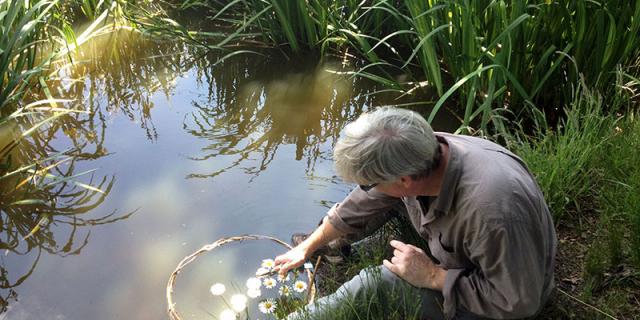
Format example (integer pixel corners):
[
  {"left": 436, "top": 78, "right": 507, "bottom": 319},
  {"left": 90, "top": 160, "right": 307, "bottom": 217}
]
[{"left": 274, "top": 107, "right": 557, "bottom": 319}]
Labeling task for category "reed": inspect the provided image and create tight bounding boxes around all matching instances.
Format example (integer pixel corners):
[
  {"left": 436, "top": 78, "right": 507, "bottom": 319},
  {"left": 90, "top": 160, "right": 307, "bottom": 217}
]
[
  {"left": 0, "top": 0, "right": 57, "bottom": 113},
  {"left": 185, "top": 0, "right": 640, "bottom": 134}
]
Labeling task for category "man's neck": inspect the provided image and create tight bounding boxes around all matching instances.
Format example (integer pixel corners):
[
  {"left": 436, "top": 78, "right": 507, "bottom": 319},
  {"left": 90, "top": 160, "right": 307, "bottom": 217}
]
[{"left": 418, "top": 142, "right": 449, "bottom": 197}]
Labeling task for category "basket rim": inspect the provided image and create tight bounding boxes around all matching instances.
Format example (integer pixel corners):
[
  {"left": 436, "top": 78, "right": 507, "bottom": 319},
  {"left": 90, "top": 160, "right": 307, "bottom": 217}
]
[{"left": 166, "top": 234, "right": 317, "bottom": 320}]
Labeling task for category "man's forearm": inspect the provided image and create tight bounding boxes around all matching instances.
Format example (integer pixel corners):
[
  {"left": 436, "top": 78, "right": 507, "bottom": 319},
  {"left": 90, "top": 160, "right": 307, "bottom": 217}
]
[{"left": 299, "top": 216, "right": 345, "bottom": 256}]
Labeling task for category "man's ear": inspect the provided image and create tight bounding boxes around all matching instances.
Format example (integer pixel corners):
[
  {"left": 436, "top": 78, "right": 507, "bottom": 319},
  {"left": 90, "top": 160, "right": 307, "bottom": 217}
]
[{"left": 399, "top": 175, "right": 412, "bottom": 188}]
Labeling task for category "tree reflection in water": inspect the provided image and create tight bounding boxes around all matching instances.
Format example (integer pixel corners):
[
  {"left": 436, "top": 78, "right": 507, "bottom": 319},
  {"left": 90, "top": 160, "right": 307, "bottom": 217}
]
[
  {"left": 0, "top": 31, "right": 190, "bottom": 313},
  {"left": 0, "top": 116, "right": 120, "bottom": 313},
  {"left": 183, "top": 54, "right": 421, "bottom": 179}
]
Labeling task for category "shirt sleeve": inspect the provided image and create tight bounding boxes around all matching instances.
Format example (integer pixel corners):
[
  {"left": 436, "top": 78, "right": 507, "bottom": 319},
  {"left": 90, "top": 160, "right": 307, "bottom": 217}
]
[
  {"left": 327, "top": 187, "right": 400, "bottom": 238},
  {"left": 442, "top": 220, "right": 546, "bottom": 319}
]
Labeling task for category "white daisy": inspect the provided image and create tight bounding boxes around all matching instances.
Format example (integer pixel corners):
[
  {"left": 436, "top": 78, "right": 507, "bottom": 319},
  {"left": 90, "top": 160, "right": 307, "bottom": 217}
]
[
  {"left": 293, "top": 280, "right": 307, "bottom": 293},
  {"left": 258, "top": 299, "right": 277, "bottom": 314},
  {"left": 246, "top": 277, "right": 261, "bottom": 290},
  {"left": 278, "top": 285, "right": 291, "bottom": 297},
  {"left": 247, "top": 287, "right": 262, "bottom": 298},
  {"left": 230, "top": 294, "right": 248, "bottom": 312},
  {"left": 261, "top": 259, "right": 275, "bottom": 269},
  {"left": 209, "top": 283, "right": 226, "bottom": 296},
  {"left": 263, "top": 277, "right": 276, "bottom": 289},
  {"left": 220, "top": 309, "right": 236, "bottom": 320}
]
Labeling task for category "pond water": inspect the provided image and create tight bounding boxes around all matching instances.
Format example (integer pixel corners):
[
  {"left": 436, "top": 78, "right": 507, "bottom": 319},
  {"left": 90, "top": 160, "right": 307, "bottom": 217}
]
[{"left": 0, "top": 32, "right": 458, "bottom": 320}]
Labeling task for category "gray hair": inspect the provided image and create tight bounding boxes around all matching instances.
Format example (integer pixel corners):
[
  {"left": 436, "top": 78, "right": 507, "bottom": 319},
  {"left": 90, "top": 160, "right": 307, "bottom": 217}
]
[{"left": 333, "top": 107, "right": 439, "bottom": 185}]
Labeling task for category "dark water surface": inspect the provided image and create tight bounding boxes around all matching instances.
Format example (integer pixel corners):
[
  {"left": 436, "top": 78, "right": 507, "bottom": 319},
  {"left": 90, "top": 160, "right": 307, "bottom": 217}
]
[{"left": 0, "top": 32, "right": 458, "bottom": 320}]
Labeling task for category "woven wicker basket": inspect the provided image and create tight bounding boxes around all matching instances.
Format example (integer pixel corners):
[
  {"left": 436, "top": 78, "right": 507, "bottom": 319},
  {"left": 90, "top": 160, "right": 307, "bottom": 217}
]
[{"left": 166, "top": 234, "right": 318, "bottom": 320}]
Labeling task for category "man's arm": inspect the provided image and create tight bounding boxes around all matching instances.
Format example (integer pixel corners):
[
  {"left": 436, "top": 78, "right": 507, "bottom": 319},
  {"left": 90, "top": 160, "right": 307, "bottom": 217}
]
[
  {"left": 383, "top": 240, "right": 448, "bottom": 290},
  {"left": 274, "top": 216, "right": 345, "bottom": 275},
  {"left": 275, "top": 186, "right": 400, "bottom": 275}
]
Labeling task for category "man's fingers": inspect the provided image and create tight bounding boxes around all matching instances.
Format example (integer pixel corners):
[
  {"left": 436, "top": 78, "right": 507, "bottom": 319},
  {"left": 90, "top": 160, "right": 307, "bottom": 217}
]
[
  {"left": 389, "top": 239, "right": 408, "bottom": 251},
  {"left": 274, "top": 255, "right": 290, "bottom": 266},
  {"left": 278, "top": 262, "right": 292, "bottom": 276},
  {"left": 406, "top": 244, "right": 425, "bottom": 254},
  {"left": 383, "top": 259, "right": 397, "bottom": 274}
]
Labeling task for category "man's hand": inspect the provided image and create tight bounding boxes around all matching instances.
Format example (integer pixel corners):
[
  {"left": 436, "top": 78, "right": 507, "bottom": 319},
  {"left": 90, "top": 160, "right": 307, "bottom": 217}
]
[
  {"left": 383, "top": 240, "right": 447, "bottom": 290},
  {"left": 274, "top": 245, "right": 308, "bottom": 276},
  {"left": 274, "top": 216, "right": 345, "bottom": 276}
]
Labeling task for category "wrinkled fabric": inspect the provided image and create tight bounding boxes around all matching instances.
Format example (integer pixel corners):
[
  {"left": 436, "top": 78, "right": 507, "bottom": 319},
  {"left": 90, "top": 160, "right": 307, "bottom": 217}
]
[{"left": 327, "top": 133, "right": 557, "bottom": 319}]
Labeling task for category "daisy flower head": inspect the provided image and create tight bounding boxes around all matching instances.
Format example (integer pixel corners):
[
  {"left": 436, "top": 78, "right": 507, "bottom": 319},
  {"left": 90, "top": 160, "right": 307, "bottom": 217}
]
[
  {"left": 247, "top": 287, "right": 262, "bottom": 298},
  {"left": 261, "top": 259, "right": 276, "bottom": 269},
  {"left": 263, "top": 277, "right": 276, "bottom": 289},
  {"left": 220, "top": 309, "right": 236, "bottom": 320},
  {"left": 278, "top": 285, "right": 291, "bottom": 297},
  {"left": 230, "top": 294, "right": 248, "bottom": 312},
  {"left": 246, "top": 277, "right": 261, "bottom": 290},
  {"left": 209, "top": 283, "right": 226, "bottom": 296},
  {"left": 277, "top": 272, "right": 290, "bottom": 282},
  {"left": 258, "top": 299, "right": 277, "bottom": 314},
  {"left": 293, "top": 280, "right": 307, "bottom": 293}
]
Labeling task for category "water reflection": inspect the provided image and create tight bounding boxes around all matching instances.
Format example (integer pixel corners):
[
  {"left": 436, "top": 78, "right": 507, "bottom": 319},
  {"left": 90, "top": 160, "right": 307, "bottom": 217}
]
[
  {"left": 183, "top": 55, "right": 447, "bottom": 180},
  {"left": 0, "top": 116, "right": 120, "bottom": 312},
  {"left": 184, "top": 62, "right": 352, "bottom": 179},
  {"left": 51, "top": 31, "right": 191, "bottom": 142},
  {"left": 0, "top": 31, "right": 187, "bottom": 313}
]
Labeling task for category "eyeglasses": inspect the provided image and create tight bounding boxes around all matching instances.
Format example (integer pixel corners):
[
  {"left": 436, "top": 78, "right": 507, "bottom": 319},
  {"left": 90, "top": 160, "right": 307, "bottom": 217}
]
[{"left": 359, "top": 183, "right": 378, "bottom": 192}]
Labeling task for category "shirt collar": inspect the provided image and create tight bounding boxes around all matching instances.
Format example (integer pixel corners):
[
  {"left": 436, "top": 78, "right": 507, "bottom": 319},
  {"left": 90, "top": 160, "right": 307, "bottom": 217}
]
[{"left": 422, "top": 134, "right": 463, "bottom": 223}]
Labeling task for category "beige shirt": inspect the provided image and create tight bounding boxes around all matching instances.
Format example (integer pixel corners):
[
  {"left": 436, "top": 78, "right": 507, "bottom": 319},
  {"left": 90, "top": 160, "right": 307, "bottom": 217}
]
[{"left": 327, "top": 133, "right": 557, "bottom": 319}]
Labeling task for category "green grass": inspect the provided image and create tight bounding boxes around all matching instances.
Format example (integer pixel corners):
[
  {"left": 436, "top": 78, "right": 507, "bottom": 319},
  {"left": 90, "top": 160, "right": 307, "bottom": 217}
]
[
  {"left": 508, "top": 81, "right": 612, "bottom": 222},
  {"left": 506, "top": 75, "right": 640, "bottom": 318}
]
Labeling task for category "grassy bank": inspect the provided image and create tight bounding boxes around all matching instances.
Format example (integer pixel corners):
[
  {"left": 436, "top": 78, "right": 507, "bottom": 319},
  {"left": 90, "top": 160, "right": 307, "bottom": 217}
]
[
  {"left": 510, "top": 76, "right": 640, "bottom": 318},
  {"left": 311, "top": 76, "right": 640, "bottom": 319}
]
